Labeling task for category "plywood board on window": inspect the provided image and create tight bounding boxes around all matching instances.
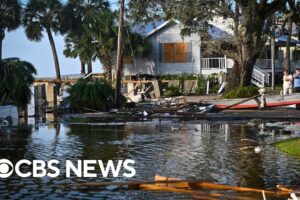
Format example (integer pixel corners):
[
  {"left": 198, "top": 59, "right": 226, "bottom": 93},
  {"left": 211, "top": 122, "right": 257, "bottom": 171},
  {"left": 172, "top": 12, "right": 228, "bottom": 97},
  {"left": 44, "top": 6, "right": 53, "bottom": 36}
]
[
  {"left": 163, "top": 43, "right": 175, "bottom": 63},
  {"left": 175, "top": 43, "right": 187, "bottom": 63}
]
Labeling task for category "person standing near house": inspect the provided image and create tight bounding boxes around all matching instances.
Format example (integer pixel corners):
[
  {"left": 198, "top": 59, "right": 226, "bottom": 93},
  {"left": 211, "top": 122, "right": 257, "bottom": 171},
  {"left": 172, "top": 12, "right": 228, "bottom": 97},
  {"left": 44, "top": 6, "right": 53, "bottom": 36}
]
[
  {"left": 283, "top": 70, "right": 293, "bottom": 95},
  {"left": 293, "top": 68, "right": 300, "bottom": 93}
]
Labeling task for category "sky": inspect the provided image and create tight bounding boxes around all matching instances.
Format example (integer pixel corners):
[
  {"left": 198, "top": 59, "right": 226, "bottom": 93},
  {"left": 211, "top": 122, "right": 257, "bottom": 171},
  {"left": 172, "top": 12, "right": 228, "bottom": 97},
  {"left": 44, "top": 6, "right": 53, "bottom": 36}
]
[{"left": 3, "top": 0, "right": 118, "bottom": 78}]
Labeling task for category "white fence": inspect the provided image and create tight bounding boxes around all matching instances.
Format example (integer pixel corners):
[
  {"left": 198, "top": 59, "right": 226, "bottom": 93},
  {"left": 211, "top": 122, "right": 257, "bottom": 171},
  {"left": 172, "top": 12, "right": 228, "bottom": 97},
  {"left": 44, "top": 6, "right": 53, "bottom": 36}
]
[{"left": 255, "top": 59, "right": 300, "bottom": 72}]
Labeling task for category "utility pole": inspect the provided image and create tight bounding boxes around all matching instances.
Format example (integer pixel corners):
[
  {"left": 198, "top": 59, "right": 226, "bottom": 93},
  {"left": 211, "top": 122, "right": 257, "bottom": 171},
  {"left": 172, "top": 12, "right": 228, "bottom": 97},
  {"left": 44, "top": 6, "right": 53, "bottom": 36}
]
[
  {"left": 115, "top": 0, "right": 124, "bottom": 108},
  {"left": 271, "top": 14, "right": 276, "bottom": 91}
]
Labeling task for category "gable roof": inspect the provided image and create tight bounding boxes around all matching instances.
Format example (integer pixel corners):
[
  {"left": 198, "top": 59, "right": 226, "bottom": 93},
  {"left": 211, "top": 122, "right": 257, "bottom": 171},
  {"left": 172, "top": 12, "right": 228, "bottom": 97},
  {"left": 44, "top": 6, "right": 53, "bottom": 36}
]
[
  {"left": 146, "top": 19, "right": 181, "bottom": 37},
  {"left": 144, "top": 18, "right": 233, "bottom": 39}
]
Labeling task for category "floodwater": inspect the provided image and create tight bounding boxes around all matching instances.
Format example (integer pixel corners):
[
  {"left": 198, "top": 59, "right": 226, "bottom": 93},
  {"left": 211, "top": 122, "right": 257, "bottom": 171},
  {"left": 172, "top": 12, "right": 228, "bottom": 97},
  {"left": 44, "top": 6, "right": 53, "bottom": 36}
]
[{"left": 0, "top": 116, "right": 300, "bottom": 200}]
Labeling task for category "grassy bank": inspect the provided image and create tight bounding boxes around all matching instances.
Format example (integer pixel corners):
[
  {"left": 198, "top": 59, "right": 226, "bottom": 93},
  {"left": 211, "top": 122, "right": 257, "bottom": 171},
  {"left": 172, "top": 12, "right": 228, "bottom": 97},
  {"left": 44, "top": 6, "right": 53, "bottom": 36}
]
[{"left": 273, "top": 138, "right": 300, "bottom": 157}]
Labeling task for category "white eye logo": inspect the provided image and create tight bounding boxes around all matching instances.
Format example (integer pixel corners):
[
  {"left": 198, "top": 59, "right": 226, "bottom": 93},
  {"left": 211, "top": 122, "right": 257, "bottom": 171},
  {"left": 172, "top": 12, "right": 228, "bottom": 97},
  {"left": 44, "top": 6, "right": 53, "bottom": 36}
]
[{"left": 0, "top": 159, "right": 13, "bottom": 178}]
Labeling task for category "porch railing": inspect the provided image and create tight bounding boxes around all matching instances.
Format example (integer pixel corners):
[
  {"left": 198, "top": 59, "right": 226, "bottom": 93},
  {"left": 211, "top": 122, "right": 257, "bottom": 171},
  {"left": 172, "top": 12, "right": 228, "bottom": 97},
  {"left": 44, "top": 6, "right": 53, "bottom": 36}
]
[
  {"left": 201, "top": 57, "right": 227, "bottom": 69},
  {"left": 252, "top": 66, "right": 270, "bottom": 87},
  {"left": 255, "top": 59, "right": 300, "bottom": 72}
]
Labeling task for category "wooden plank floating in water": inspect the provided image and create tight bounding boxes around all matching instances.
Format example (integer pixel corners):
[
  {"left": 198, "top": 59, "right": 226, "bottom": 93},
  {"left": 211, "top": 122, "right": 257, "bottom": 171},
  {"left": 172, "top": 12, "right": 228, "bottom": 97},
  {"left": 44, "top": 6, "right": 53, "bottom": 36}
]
[
  {"left": 219, "top": 95, "right": 261, "bottom": 111},
  {"left": 154, "top": 175, "right": 289, "bottom": 196},
  {"left": 60, "top": 175, "right": 294, "bottom": 199}
]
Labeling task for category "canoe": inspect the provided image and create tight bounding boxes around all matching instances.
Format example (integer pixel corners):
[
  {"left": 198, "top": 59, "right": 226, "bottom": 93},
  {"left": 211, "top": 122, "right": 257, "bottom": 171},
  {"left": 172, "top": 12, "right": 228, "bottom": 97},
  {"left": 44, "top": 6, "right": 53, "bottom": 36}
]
[
  {"left": 0, "top": 105, "right": 19, "bottom": 126},
  {"left": 205, "top": 93, "right": 300, "bottom": 109}
]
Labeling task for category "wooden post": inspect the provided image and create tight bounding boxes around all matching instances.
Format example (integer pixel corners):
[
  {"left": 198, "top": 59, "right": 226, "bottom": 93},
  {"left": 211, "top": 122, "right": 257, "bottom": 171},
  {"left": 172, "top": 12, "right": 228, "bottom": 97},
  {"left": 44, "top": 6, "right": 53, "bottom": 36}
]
[
  {"left": 271, "top": 14, "right": 276, "bottom": 91},
  {"left": 115, "top": 0, "right": 125, "bottom": 108},
  {"left": 206, "top": 81, "right": 210, "bottom": 95}
]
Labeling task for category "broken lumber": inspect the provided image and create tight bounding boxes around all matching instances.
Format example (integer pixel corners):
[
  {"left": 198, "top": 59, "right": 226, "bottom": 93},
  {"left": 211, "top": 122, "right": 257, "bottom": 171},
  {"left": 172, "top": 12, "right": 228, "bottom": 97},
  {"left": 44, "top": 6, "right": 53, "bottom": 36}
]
[{"left": 219, "top": 95, "right": 261, "bottom": 111}]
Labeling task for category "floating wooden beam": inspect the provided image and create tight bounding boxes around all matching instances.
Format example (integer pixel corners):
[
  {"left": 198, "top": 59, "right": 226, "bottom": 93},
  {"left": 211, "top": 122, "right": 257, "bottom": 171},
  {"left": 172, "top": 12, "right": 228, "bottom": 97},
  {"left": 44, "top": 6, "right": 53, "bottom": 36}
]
[{"left": 220, "top": 95, "right": 261, "bottom": 111}]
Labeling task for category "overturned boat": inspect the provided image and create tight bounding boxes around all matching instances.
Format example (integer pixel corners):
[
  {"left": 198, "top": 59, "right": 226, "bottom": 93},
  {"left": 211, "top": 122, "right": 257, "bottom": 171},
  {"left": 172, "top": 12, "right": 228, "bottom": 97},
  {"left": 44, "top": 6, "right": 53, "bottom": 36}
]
[{"left": 205, "top": 93, "right": 300, "bottom": 109}]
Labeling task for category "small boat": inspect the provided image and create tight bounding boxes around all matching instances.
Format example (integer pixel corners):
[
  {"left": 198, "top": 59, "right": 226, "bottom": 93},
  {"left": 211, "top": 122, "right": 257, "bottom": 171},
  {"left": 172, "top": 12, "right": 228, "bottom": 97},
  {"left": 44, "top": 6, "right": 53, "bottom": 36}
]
[
  {"left": 0, "top": 105, "right": 19, "bottom": 126},
  {"left": 205, "top": 93, "right": 300, "bottom": 109}
]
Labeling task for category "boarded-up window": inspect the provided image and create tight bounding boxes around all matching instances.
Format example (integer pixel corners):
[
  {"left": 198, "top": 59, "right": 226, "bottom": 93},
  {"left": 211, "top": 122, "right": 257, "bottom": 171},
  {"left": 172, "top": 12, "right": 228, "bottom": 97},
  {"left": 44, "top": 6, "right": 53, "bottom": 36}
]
[
  {"left": 174, "top": 43, "right": 187, "bottom": 62},
  {"left": 160, "top": 43, "right": 192, "bottom": 63},
  {"left": 163, "top": 43, "right": 175, "bottom": 62}
]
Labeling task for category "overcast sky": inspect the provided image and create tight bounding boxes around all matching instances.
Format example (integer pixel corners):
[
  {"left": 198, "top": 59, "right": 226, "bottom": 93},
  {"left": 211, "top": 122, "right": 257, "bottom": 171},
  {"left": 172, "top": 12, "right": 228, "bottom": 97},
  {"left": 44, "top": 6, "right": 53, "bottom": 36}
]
[{"left": 3, "top": 0, "right": 118, "bottom": 78}]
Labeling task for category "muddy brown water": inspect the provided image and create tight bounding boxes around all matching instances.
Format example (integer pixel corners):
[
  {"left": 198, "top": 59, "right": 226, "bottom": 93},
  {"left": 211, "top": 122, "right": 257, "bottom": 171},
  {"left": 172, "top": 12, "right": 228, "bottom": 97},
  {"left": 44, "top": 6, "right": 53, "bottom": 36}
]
[{"left": 0, "top": 119, "right": 300, "bottom": 199}]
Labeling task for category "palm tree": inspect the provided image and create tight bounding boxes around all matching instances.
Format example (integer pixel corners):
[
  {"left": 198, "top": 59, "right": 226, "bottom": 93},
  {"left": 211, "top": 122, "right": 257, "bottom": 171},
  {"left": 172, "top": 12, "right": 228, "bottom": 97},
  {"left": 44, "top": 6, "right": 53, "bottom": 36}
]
[
  {"left": 92, "top": 11, "right": 117, "bottom": 82},
  {"left": 63, "top": 32, "right": 86, "bottom": 74},
  {"left": 0, "top": 58, "right": 37, "bottom": 107},
  {"left": 0, "top": 0, "right": 21, "bottom": 59},
  {"left": 62, "top": 0, "right": 109, "bottom": 75},
  {"left": 63, "top": 30, "right": 95, "bottom": 74},
  {"left": 91, "top": 12, "right": 152, "bottom": 83},
  {"left": 23, "top": 0, "right": 64, "bottom": 80},
  {"left": 123, "top": 27, "right": 152, "bottom": 59}
]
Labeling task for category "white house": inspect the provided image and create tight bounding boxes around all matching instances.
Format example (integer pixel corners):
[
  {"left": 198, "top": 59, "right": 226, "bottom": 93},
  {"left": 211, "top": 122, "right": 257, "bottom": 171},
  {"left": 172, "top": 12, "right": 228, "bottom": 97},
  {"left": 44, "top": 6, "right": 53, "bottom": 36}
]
[
  {"left": 118, "top": 18, "right": 300, "bottom": 88},
  {"left": 121, "top": 18, "right": 234, "bottom": 77}
]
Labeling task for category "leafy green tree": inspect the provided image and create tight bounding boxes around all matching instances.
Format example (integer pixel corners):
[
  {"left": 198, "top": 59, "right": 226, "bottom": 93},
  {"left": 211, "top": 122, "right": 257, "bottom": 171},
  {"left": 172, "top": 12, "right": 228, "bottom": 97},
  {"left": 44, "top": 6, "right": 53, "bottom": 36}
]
[
  {"left": 23, "top": 0, "right": 64, "bottom": 80},
  {"left": 128, "top": 0, "right": 290, "bottom": 89},
  {"left": 0, "top": 0, "right": 21, "bottom": 59},
  {"left": 63, "top": 0, "right": 151, "bottom": 83},
  {"left": 91, "top": 11, "right": 152, "bottom": 82},
  {"left": 0, "top": 58, "right": 37, "bottom": 107},
  {"left": 123, "top": 26, "right": 152, "bottom": 59}
]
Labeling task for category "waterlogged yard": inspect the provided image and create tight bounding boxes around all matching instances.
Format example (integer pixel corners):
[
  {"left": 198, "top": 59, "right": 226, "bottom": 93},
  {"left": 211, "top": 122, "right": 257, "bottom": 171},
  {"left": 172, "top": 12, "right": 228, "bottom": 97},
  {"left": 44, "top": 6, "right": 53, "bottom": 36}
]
[{"left": 0, "top": 118, "right": 300, "bottom": 199}]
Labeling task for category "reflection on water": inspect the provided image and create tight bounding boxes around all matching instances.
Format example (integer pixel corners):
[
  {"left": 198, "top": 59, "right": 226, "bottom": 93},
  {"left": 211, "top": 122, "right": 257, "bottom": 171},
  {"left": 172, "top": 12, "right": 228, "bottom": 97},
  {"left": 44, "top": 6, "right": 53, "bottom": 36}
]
[{"left": 0, "top": 118, "right": 300, "bottom": 199}]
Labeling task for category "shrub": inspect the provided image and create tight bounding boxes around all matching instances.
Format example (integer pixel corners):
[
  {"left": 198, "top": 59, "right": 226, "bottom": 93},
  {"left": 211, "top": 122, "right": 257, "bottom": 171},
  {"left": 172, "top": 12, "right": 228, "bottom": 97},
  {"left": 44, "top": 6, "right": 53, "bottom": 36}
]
[
  {"left": 0, "top": 58, "right": 37, "bottom": 107},
  {"left": 195, "top": 75, "right": 207, "bottom": 95},
  {"left": 164, "top": 85, "right": 181, "bottom": 97},
  {"left": 159, "top": 73, "right": 197, "bottom": 81},
  {"left": 195, "top": 74, "right": 221, "bottom": 95},
  {"left": 223, "top": 86, "right": 259, "bottom": 99},
  {"left": 65, "top": 78, "right": 126, "bottom": 112}
]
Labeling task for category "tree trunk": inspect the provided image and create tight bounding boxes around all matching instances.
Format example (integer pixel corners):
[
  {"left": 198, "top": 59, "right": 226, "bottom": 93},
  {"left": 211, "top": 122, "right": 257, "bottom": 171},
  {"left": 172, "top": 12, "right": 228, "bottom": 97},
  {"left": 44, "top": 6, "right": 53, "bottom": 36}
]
[
  {"left": 87, "top": 59, "right": 92, "bottom": 74},
  {"left": 227, "top": 31, "right": 259, "bottom": 88},
  {"left": 46, "top": 29, "right": 61, "bottom": 80},
  {"left": 80, "top": 59, "right": 86, "bottom": 75},
  {"left": 100, "top": 51, "right": 113, "bottom": 83},
  {"left": 0, "top": 30, "right": 5, "bottom": 60},
  {"left": 228, "top": 57, "right": 256, "bottom": 89},
  {"left": 0, "top": 38, "right": 2, "bottom": 61},
  {"left": 285, "top": 19, "right": 293, "bottom": 71},
  {"left": 115, "top": 0, "right": 125, "bottom": 108},
  {"left": 103, "top": 65, "right": 112, "bottom": 83},
  {"left": 227, "top": 2, "right": 265, "bottom": 90}
]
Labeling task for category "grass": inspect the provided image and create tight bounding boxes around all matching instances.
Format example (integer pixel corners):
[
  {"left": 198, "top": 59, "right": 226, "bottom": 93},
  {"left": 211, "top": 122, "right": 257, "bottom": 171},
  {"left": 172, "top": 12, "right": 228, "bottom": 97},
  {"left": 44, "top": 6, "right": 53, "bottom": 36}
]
[
  {"left": 273, "top": 138, "right": 300, "bottom": 157},
  {"left": 264, "top": 85, "right": 283, "bottom": 95}
]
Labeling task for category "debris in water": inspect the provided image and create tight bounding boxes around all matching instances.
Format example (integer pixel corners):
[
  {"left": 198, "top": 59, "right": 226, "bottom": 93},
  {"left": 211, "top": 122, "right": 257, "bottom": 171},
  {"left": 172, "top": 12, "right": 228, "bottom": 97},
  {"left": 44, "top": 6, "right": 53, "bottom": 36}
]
[
  {"left": 171, "top": 126, "right": 180, "bottom": 131},
  {"left": 254, "top": 146, "right": 262, "bottom": 153},
  {"left": 290, "top": 192, "right": 299, "bottom": 200},
  {"left": 142, "top": 110, "right": 149, "bottom": 117}
]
